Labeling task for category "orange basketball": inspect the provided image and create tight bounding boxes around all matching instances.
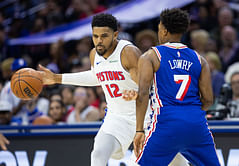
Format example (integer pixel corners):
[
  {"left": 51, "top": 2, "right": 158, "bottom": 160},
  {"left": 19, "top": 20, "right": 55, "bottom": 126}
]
[{"left": 10, "top": 68, "right": 43, "bottom": 100}]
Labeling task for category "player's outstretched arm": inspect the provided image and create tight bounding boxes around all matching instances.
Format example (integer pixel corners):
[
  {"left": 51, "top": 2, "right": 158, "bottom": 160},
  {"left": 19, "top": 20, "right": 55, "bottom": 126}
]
[
  {"left": 39, "top": 64, "right": 100, "bottom": 86},
  {"left": 38, "top": 64, "right": 62, "bottom": 85},
  {"left": 199, "top": 56, "right": 213, "bottom": 111},
  {"left": 0, "top": 134, "right": 9, "bottom": 150},
  {"left": 38, "top": 49, "right": 100, "bottom": 87}
]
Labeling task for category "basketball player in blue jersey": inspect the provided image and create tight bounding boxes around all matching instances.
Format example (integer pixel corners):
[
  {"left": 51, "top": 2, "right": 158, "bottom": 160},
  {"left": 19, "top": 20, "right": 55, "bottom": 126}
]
[{"left": 133, "top": 8, "right": 221, "bottom": 166}]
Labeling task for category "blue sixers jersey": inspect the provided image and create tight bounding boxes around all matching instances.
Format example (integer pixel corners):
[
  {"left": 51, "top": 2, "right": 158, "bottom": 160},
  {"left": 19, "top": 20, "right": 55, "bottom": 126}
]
[
  {"left": 152, "top": 43, "right": 202, "bottom": 107},
  {"left": 137, "top": 42, "right": 220, "bottom": 166}
]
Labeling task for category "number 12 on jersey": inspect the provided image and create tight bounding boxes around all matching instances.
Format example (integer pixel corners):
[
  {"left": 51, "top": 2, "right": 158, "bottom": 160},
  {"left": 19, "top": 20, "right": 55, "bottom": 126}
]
[
  {"left": 105, "top": 84, "right": 122, "bottom": 98},
  {"left": 174, "top": 75, "right": 191, "bottom": 101}
]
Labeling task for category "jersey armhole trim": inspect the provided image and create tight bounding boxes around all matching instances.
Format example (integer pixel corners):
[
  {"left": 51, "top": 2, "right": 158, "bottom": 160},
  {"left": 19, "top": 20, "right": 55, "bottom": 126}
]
[{"left": 152, "top": 47, "right": 161, "bottom": 61}]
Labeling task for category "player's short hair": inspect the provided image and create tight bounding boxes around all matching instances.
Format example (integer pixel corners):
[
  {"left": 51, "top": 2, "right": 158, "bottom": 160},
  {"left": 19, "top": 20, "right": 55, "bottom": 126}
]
[
  {"left": 160, "top": 8, "right": 190, "bottom": 34},
  {"left": 91, "top": 13, "right": 118, "bottom": 32}
]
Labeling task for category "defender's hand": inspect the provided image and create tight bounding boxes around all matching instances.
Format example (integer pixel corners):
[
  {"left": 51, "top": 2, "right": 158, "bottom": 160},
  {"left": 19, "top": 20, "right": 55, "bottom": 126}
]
[
  {"left": 133, "top": 132, "right": 145, "bottom": 157},
  {"left": 122, "top": 90, "right": 138, "bottom": 101}
]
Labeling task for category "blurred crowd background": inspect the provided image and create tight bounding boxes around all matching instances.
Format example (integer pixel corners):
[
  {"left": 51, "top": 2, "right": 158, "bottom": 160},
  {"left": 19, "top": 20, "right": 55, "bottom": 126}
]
[{"left": 0, "top": 0, "right": 239, "bottom": 125}]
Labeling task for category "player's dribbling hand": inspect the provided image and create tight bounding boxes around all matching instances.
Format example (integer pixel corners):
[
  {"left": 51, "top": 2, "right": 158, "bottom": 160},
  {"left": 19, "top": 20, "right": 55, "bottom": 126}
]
[
  {"left": 0, "top": 134, "right": 9, "bottom": 150},
  {"left": 122, "top": 90, "right": 138, "bottom": 101},
  {"left": 133, "top": 132, "right": 145, "bottom": 157},
  {"left": 38, "top": 64, "right": 57, "bottom": 85}
]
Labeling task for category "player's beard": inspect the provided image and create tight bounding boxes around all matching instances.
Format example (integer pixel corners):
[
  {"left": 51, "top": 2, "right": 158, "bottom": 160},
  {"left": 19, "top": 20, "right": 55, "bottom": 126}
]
[{"left": 96, "top": 40, "right": 113, "bottom": 56}]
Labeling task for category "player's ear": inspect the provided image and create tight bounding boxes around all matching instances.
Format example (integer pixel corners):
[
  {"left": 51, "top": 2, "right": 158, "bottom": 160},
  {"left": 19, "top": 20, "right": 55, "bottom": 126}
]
[
  {"left": 163, "top": 29, "right": 168, "bottom": 36},
  {"left": 113, "top": 31, "right": 118, "bottom": 40}
]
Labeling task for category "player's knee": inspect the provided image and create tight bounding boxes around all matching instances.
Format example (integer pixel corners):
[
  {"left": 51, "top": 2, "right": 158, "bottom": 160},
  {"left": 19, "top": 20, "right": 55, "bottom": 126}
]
[{"left": 91, "top": 147, "right": 104, "bottom": 160}]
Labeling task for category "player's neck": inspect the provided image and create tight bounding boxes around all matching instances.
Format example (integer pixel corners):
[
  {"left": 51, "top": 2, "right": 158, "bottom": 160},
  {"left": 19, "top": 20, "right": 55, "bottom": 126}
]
[
  {"left": 166, "top": 34, "right": 182, "bottom": 43},
  {"left": 103, "top": 40, "right": 118, "bottom": 59}
]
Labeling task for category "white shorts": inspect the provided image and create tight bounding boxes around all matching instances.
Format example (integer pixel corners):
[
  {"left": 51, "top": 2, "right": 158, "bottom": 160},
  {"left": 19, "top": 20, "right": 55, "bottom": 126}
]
[{"left": 98, "top": 112, "right": 136, "bottom": 159}]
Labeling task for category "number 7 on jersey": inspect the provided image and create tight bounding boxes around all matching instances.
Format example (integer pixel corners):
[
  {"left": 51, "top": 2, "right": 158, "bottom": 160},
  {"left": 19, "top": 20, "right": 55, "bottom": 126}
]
[{"left": 174, "top": 75, "right": 191, "bottom": 101}]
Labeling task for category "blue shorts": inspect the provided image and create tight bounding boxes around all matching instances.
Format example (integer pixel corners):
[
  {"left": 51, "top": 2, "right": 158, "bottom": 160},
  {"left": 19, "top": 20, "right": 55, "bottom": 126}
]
[{"left": 137, "top": 106, "right": 220, "bottom": 166}]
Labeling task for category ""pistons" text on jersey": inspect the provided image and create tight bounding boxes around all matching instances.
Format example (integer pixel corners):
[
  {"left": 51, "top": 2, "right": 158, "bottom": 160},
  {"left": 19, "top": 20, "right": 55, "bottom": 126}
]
[
  {"left": 168, "top": 59, "right": 193, "bottom": 71},
  {"left": 96, "top": 71, "right": 125, "bottom": 82}
]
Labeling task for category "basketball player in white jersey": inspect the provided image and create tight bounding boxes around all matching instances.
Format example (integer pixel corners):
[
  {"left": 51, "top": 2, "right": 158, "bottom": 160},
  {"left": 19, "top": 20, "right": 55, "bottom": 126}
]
[{"left": 39, "top": 13, "right": 187, "bottom": 166}]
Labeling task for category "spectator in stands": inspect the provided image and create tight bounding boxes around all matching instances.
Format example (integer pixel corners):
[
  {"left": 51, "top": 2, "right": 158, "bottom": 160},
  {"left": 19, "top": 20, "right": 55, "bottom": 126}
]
[
  {"left": 205, "top": 38, "right": 218, "bottom": 53},
  {"left": 205, "top": 52, "right": 225, "bottom": 98},
  {"left": 1, "top": 58, "right": 45, "bottom": 125},
  {"left": 99, "top": 100, "right": 106, "bottom": 121},
  {"left": 46, "top": 0, "right": 64, "bottom": 29},
  {"left": 69, "top": 36, "right": 92, "bottom": 72},
  {"left": 190, "top": 29, "right": 209, "bottom": 57},
  {"left": 23, "top": 98, "right": 43, "bottom": 124},
  {"left": 210, "top": 6, "right": 234, "bottom": 48},
  {"left": 48, "top": 99, "right": 66, "bottom": 124},
  {"left": 1, "top": 58, "right": 14, "bottom": 84},
  {"left": 76, "top": 36, "right": 92, "bottom": 58},
  {"left": 181, "top": 16, "right": 200, "bottom": 48},
  {"left": 0, "top": 58, "right": 26, "bottom": 117},
  {"left": 80, "top": 56, "right": 91, "bottom": 71},
  {"left": 47, "top": 39, "right": 66, "bottom": 73},
  {"left": 50, "top": 91, "right": 62, "bottom": 101},
  {"left": 31, "top": 17, "right": 47, "bottom": 34},
  {"left": 66, "top": 87, "right": 99, "bottom": 123},
  {"left": 228, "top": 72, "right": 239, "bottom": 118},
  {"left": 218, "top": 25, "right": 239, "bottom": 72},
  {"left": 0, "top": 100, "right": 12, "bottom": 125},
  {"left": 65, "top": 0, "right": 85, "bottom": 22},
  {"left": 7, "top": 17, "right": 25, "bottom": 38},
  {"left": 0, "top": 24, "right": 8, "bottom": 62},
  {"left": 79, "top": 0, "right": 106, "bottom": 19},
  {"left": 0, "top": 12, "right": 4, "bottom": 25},
  {"left": 87, "top": 87, "right": 100, "bottom": 108},
  {"left": 117, "top": 23, "right": 133, "bottom": 42},
  {"left": 225, "top": 62, "right": 239, "bottom": 83},
  {"left": 60, "top": 85, "right": 74, "bottom": 111},
  {"left": 0, "top": 82, "right": 2, "bottom": 93},
  {"left": 135, "top": 29, "right": 158, "bottom": 53},
  {"left": 33, "top": 99, "right": 66, "bottom": 125},
  {"left": 96, "top": 86, "right": 105, "bottom": 102},
  {"left": 189, "top": 0, "right": 217, "bottom": 31}
]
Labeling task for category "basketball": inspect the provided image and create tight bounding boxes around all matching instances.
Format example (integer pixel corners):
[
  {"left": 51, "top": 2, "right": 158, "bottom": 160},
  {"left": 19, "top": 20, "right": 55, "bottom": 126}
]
[{"left": 10, "top": 68, "right": 43, "bottom": 100}]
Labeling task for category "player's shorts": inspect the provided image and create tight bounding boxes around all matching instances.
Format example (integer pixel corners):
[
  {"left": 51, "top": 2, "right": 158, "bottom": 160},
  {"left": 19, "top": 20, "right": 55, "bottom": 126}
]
[
  {"left": 136, "top": 106, "right": 220, "bottom": 166},
  {"left": 97, "top": 111, "right": 136, "bottom": 159}
]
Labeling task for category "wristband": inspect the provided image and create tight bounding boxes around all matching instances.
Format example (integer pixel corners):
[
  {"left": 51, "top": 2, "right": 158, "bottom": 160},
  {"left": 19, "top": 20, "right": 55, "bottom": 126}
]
[{"left": 136, "top": 130, "right": 145, "bottom": 133}]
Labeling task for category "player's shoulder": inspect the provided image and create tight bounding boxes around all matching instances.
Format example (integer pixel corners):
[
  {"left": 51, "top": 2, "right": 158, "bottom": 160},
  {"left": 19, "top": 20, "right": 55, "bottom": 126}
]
[
  {"left": 123, "top": 44, "right": 140, "bottom": 53},
  {"left": 121, "top": 43, "right": 141, "bottom": 59},
  {"left": 120, "top": 42, "right": 141, "bottom": 70},
  {"left": 121, "top": 44, "right": 141, "bottom": 66}
]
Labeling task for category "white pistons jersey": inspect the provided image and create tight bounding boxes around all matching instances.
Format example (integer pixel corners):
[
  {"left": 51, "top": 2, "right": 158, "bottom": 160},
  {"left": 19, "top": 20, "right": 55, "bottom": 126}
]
[{"left": 93, "top": 40, "right": 138, "bottom": 119}]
